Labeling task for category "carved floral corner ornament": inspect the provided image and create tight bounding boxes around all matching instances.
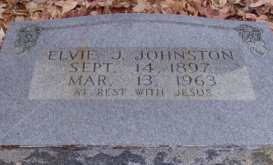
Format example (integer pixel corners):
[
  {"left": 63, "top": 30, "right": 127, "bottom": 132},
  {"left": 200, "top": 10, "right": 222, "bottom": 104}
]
[
  {"left": 15, "top": 24, "right": 43, "bottom": 54},
  {"left": 234, "top": 24, "right": 269, "bottom": 56}
]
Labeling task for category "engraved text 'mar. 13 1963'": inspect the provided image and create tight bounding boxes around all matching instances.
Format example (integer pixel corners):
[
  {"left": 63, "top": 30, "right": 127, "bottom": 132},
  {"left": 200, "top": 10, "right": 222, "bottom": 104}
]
[{"left": 29, "top": 48, "right": 255, "bottom": 100}]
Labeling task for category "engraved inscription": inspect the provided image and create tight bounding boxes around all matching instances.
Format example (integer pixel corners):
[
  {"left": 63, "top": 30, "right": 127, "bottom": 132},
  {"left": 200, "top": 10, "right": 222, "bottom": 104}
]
[{"left": 29, "top": 48, "right": 255, "bottom": 100}]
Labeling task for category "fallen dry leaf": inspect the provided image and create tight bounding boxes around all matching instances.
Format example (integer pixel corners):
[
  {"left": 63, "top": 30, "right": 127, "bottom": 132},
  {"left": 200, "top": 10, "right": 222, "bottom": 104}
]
[
  {"left": 133, "top": 0, "right": 150, "bottom": 12},
  {"left": 0, "top": 27, "right": 4, "bottom": 47},
  {"left": 0, "top": 4, "right": 6, "bottom": 19},
  {"left": 257, "top": 14, "right": 268, "bottom": 21},
  {"left": 98, "top": 0, "right": 113, "bottom": 7},
  {"left": 211, "top": 0, "right": 227, "bottom": 9},
  {"left": 55, "top": 0, "right": 79, "bottom": 14},
  {"left": 228, "top": 0, "right": 240, "bottom": 4},
  {"left": 269, "top": 0, "right": 273, "bottom": 5},
  {"left": 47, "top": 4, "right": 62, "bottom": 18},
  {"left": 245, "top": 13, "right": 258, "bottom": 20},
  {"left": 249, "top": 0, "right": 269, "bottom": 8},
  {"left": 26, "top": 2, "right": 41, "bottom": 13}
]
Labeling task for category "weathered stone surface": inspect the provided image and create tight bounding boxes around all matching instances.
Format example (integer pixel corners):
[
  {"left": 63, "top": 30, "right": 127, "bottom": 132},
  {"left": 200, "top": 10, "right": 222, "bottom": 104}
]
[
  {"left": 0, "top": 145, "right": 273, "bottom": 165},
  {"left": 1, "top": 14, "right": 273, "bottom": 145}
]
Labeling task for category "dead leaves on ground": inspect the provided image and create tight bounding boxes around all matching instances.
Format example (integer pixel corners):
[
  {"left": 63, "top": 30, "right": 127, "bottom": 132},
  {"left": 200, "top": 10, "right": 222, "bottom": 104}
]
[{"left": 1, "top": 0, "right": 273, "bottom": 47}]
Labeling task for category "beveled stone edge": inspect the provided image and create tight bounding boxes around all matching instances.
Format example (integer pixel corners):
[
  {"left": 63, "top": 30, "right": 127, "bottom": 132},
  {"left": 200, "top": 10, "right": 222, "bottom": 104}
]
[{"left": 0, "top": 145, "right": 272, "bottom": 165}]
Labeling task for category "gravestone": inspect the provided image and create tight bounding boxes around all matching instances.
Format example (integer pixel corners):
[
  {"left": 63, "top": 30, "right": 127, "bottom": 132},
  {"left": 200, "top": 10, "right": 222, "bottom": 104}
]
[{"left": 0, "top": 14, "right": 273, "bottom": 146}]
